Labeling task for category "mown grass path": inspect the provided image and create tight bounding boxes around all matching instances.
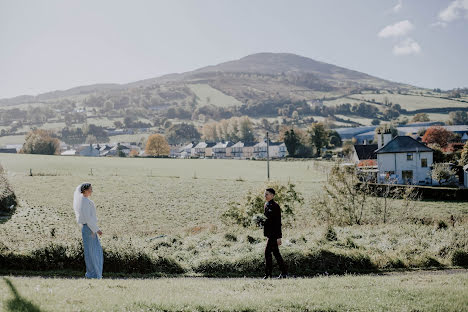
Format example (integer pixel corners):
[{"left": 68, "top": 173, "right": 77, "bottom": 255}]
[{"left": 1, "top": 271, "right": 467, "bottom": 311}]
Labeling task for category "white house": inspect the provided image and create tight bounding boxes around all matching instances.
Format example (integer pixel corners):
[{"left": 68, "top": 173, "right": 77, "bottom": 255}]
[
  {"left": 376, "top": 134, "right": 433, "bottom": 185},
  {"left": 212, "top": 141, "right": 234, "bottom": 159},
  {"left": 253, "top": 140, "right": 288, "bottom": 159}
]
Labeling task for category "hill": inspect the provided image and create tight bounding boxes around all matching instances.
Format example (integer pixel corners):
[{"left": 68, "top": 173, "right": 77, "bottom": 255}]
[{"left": 0, "top": 52, "right": 467, "bottom": 145}]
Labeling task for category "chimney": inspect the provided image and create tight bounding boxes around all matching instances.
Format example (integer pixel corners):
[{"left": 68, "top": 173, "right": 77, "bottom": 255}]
[
  {"left": 377, "top": 129, "right": 383, "bottom": 148},
  {"left": 383, "top": 130, "right": 392, "bottom": 146}
]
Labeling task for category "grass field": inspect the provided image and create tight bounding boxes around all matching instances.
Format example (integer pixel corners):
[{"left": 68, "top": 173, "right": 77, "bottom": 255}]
[
  {"left": 1, "top": 272, "right": 467, "bottom": 311},
  {"left": 188, "top": 84, "right": 242, "bottom": 108},
  {"left": 0, "top": 154, "right": 467, "bottom": 278},
  {"left": 0, "top": 135, "right": 25, "bottom": 146},
  {"left": 347, "top": 93, "right": 467, "bottom": 111}
]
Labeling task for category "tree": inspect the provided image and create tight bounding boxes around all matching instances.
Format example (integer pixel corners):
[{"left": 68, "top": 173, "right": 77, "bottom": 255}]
[
  {"left": 431, "top": 163, "right": 458, "bottom": 186},
  {"left": 145, "top": 134, "right": 170, "bottom": 156},
  {"left": 422, "top": 126, "right": 455, "bottom": 148},
  {"left": 459, "top": 141, "right": 468, "bottom": 167},
  {"left": 308, "top": 123, "right": 328, "bottom": 156},
  {"left": 21, "top": 129, "right": 60, "bottom": 155},
  {"left": 284, "top": 129, "right": 301, "bottom": 157},
  {"left": 328, "top": 130, "right": 342, "bottom": 147},
  {"left": 371, "top": 119, "right": 380, "bottom": 126},
  {"left": 448, "top": 111, "right": 468, "bottom": 125},
  {"left": 166, "top": 123, "right": 201, "bottom": 145},
  {"left": 239, "top": 117, "right": 255, "bottom": 142},
  {"left": 114, "top": 120, "right": 124, "bottom": 128},
  {"left": 85, "top": 135, "right": 97, "bottom": 144},
  {"left": 412, "top": 113, "right": 430, "bottom": 123}
]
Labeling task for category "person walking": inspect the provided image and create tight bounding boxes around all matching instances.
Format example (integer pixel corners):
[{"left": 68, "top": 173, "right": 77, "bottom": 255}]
[
  {"left": 73, "top": 183, "right": 103, "bottom": 279},
  {"left": 263, "top": 188, "right": 287, "bottom": 279}
]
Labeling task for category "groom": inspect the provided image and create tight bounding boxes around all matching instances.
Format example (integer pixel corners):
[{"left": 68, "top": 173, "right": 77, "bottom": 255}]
[{"left": 263, "top": 188, "right": 287, "bottom": 279}]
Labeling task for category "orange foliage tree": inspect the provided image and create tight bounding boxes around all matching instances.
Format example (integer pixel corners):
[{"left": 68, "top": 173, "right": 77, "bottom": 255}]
[
  {"left": 145, "top": 134, "right": 170, "bottom": 156},
  {"left": 421, "top": 126, "right": 454, "bottom": 148}
]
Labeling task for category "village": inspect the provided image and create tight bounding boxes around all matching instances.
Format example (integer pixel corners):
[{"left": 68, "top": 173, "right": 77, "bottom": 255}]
[{"left": 2, "top": 121, "right": 467, "bottom": 189}]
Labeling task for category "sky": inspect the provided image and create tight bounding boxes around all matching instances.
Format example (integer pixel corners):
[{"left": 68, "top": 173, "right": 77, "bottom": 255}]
[{"left": 1, "top": 0, "right": 467, "bottom": 99}]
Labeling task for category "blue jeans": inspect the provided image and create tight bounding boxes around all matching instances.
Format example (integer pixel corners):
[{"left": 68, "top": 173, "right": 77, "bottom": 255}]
[{"left": 82, "top": 224, "right": 103, "bottom": 279}]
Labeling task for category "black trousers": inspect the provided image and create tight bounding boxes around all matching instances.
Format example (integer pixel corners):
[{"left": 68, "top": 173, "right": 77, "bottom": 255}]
[{"left": 264, "top": 237, "right": 287, "bottom": 276}]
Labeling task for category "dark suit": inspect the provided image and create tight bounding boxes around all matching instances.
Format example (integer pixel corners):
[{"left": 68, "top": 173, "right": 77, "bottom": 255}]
[{"left": 264, "top": 200, "right": 287, "bottom": 277}]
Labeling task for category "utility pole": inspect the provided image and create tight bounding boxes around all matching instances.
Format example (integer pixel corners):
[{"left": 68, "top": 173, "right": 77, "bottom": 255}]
[{"left": 266, "top": 132, "right": 270, "bottom": 181}]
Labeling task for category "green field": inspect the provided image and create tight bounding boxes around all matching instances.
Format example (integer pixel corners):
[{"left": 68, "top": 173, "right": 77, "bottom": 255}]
[
  {"left": 347, "top": 93, "right": 467, "bottom": 111},
  {"left": 0, "top": 154, "right": 467, "bottom": 279},
  {"left": 0, "top": 135, "right": 25, "bottom": 146},
  {"left": 1, "top": 272, "right": 467, "bottom": 311},
  {"left": 188, "top": 83, "right": 243, "bottom": 107}
]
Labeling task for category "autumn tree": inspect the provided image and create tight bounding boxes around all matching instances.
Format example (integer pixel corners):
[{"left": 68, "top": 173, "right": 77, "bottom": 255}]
[
  {"left": 21, "top": 129, "right": 61, "bottom": 155},
  {"left": 145, "top": 134, "right": 170, "bottom": 156},
  {"left": 422, "top": 126, "right": 455, "bottom": 149}
]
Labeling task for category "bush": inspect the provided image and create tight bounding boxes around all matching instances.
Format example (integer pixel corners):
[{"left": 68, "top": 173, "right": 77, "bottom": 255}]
[
  {"left": 222, "top": 181, "right": 303, "bottom": 227},
  {"left": 192, "top": 248, "right": 377, "bottom": 277},
  {"left": 452, "top": 250, "right": 468, "bottom": 267},
  {"left": 0, "top": 168, "right": 17, "bottom": 215},
  {"left": 324, "top": 226, "right": 338, "bottom": 241}
]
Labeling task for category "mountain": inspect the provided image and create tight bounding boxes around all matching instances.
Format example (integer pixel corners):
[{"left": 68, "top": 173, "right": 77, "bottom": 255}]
[{"left": 0, "top": 52, "right": 410, "bottom": 105}]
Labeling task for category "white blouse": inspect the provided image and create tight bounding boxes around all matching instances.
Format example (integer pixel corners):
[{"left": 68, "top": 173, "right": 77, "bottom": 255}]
[{"left": 76, "top": 197, "right": 100, "bottom": 233}]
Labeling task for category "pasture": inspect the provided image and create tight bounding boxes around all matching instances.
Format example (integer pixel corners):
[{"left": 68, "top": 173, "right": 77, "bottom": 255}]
[
  {"left": 347, "top": 93, "right": 467, "bottom": 111},
  {"left": 0, "top": 154, "right": 467, "bottom": 277}
]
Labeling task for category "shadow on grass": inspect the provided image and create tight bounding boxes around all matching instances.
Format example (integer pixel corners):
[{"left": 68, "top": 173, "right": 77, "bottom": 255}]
[{"left": 3, "top": 278, "right": 43, "bottom": 312}]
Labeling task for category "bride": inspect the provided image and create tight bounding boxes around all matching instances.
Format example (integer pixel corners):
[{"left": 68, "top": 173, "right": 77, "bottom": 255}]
[{"left": 73, "top": 183, "right": 103, "bottom": 279}]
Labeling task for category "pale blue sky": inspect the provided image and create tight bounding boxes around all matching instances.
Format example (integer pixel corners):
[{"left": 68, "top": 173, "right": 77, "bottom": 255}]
[{"left": 1, "top": 0, "right": 467, "bottom": 98}]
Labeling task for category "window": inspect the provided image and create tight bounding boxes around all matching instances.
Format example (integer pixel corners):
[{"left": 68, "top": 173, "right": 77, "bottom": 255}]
[
  {"left": 407, "top": 153, "right": 413, "bottom": 160},
  {"left": 421, "top": 158, "right": 427, "bottom": 167}
]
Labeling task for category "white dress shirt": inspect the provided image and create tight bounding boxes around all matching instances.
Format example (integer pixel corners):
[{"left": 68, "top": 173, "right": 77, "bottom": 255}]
[{"left": 77, "top": 197, "right": 100, "bottom": 233}]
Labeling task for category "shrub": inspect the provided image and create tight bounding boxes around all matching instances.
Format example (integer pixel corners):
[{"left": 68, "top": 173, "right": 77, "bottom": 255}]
[
  {"left": 324, "top": 226, "right": 338, "bottom": 241},
  {"left": 222, "top": 181, "right": 303, "bottom": 227},
  {"left": 452, "top": 250, "right": 468, "bottom": 267},
  {"left": 224, "top": 233, "right": 237, "bottom": 242}
]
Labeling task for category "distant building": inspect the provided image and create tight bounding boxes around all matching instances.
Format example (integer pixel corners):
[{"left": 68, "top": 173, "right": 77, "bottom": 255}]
[
  {"left": 253, "top": 140, "right": 287, "bottom": 159},
  {"left": 376, "top": 135, "right": 433, "bottom": 185},
  {"left": 352, "top": 144, "right": 378, "bottom": 167},
  {"left": 78, "top": 145, "right": 100, "bottom": 157},
  {"left": 231, "top": 141, "right": 256, "bottom": 159},
  {"left": 212, "top": 141, "right": 234, "bottom": 159},
  {"left": 60, "top": 149, "right": 76, "bottom": 156},
  {"left": 193, "top": 142, "right": 216, "bottom": 158}
]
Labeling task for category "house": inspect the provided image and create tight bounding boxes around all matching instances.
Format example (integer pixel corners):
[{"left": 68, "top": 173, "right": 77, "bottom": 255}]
[
  {"left": 61, "top": 149, "right": 77, "bottom": 156},
  {"left": 193, "top": 142, "right": 216, "bottom": 158},
  {"left": 180, "top": 142, "right": 196, "bottom": 158},
  {"left": 253, "top": 140, "right": 288, "bottom": 159},
  {"left": 170, "top": 144, "right": 183, "bottom": 158},
  {"left": 99, "top": 144, "right": 113, "bottom": 157},
  {"left": 376, "top": 134, "right": 433, "bottom": 185},
  {"left": 352, "top": 144, "right": 378, "bottom": 167},
  {"left": 212, "top": 141, "right": 234, "bottom": 159},
  {"left": 79, "top": 145, "right": 100, "bottom": 157},
  {"left": 230, "top": 141, "right": 256, "bottom": 159}
]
